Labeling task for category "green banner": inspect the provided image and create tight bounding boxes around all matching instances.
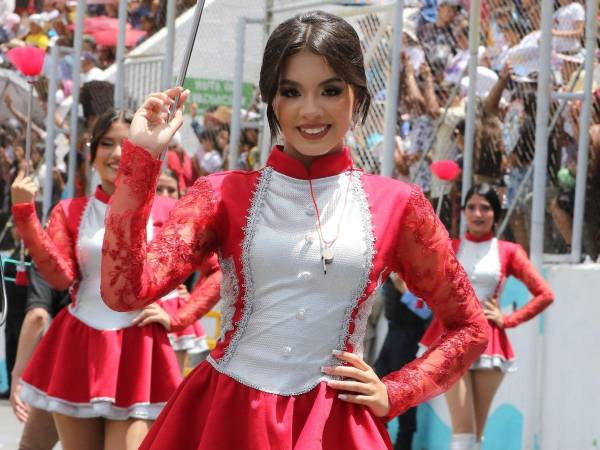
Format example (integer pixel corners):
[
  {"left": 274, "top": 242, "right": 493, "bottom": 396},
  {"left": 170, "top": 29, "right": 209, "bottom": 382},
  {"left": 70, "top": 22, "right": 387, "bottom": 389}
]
[{"left": 181, "top": 77, "right": 254, "bottom": 112}]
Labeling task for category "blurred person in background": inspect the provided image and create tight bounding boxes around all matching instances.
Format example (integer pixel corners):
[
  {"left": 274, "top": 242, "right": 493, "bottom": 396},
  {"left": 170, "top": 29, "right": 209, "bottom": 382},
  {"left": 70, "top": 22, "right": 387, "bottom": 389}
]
[
  {"left": 10, "top": 109, "right": 182, "bottom": 450},
  {"left": 374, "top": 275, "right": 429, "bottom": 450},
  {"left": 80, "top": 52, "right": 104, "bottom": 84},
  {"left": 24, "top": 14, "right": 49, "bottom": 50},
  {"left": 0, "top": 13, "right": 22, "bottom": 44},
  {"left": 420, "top": 184, "right": 553, "bottom": 450},
  {"left": 166, "top": 131, "right": 195, "bottom": 193}
]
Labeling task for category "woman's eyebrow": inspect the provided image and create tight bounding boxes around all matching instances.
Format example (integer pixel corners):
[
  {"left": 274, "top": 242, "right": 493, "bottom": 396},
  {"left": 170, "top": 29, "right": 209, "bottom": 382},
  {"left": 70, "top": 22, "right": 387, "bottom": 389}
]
[{"left": 279, "top": 77, "right": 344, "bottom": 87}]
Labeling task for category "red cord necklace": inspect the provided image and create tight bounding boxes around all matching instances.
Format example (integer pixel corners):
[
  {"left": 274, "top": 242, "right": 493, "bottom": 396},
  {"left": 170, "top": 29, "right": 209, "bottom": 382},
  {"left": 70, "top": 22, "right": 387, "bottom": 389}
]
[{"left": 307, "top": 167, "right": 353, "bottom": 275}]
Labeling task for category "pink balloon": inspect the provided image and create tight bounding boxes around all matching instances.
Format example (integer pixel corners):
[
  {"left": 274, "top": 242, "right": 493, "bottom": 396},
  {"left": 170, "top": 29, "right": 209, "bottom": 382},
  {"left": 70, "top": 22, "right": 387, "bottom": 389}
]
[
  {"left": 430, "top": 160, "right": 461, "bottom": 181},
  {"left": 7, "top": 47, "right": 46, "bottom": 77}
]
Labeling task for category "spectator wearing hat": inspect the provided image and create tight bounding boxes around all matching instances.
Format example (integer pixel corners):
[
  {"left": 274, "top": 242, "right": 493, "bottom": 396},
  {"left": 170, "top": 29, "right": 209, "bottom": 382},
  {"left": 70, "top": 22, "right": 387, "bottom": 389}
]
[
  {"left": 0, "top": 13, "right": 22, "bottom": 44},
  {"left": 80, "top": 52, "right": 103, "bottom": 84},
  {"left": 24, "top": 14, "right": 49, "bottom": 50}
]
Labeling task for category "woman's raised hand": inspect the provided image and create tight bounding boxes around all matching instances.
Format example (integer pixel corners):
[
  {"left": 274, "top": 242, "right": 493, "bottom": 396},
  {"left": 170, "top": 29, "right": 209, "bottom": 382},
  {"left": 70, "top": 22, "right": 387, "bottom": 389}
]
[
  {"left": 128, "top": 87, "right": 190, "bottom": 158},
  {"left": 11, "top": 172, "right": 38, "bottom": 205}
]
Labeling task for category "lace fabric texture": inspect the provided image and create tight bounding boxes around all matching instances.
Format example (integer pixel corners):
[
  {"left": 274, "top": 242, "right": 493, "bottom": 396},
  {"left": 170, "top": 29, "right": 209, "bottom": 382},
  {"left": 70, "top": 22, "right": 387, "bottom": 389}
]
[
  {"left": 502, "top": 244, "right": 553, "bottom": 328},
  {"left": 12, "top": 202, "right": 80, "bottom": 291},
  {"left": 101, "top": 141, "right": 219, "bottom": 312},
  {"left": 168, "top": 255, "right": 222, "bottom": 332},
  {"left": 382, "top": 187, "right": 488, "bottom": 419}
]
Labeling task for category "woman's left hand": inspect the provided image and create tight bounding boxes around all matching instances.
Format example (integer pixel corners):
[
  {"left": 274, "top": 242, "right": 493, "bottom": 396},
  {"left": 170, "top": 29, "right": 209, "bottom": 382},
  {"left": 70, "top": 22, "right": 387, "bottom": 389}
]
[
  {"left": 483, "top": 297, "right": 504, "bottom": 328},
  {"left": 132, "top": 303, "right": 172, "bottom": 331},
  {"left": 322, "top": 351, "right": 390, "bottom": 418}
]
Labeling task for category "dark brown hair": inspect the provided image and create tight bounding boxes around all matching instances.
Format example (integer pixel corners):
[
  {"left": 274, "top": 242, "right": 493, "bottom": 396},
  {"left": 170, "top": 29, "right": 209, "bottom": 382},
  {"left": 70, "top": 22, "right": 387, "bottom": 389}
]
[
  {"left": 90, "top": 108, "right": 133, "bottom": 162},
  {"left": 259, "top": 11, "right": 371, "bottom": 138}
]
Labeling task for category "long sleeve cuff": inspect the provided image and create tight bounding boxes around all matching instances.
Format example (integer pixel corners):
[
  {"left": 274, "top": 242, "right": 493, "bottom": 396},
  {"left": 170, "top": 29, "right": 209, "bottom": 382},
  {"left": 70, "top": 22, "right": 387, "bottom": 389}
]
[{"left": 12, "top": 202, "right": 36, "bottom": 221}]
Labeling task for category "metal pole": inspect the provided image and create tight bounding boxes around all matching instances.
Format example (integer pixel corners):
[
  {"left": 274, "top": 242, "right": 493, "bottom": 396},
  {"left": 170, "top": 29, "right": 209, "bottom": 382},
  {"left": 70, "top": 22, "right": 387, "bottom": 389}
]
[
  {"left": 570, "top": 0, "right": 598, "bottom": 263},
  {"left": 162, "top": 0, "right": 176, "bottom": 90},
  {"left": 229, "top": 16, "right": 246, "bottom": 171},
  {"left": 260, "top": 0, "right": 275, "bottom": 166},
  {"left": 24, "top": 83, "right": 34, "bottom": 178},
  {"left": 381, "top": 0, "right": 405, "bottom": 178},
  {"left": 530, "top": 3, "right": 554, "bottom": 450},
  {"left": 65, "top": 0, "right": 85, "bottom": 199},
  {"left": 42, "top": 44, "right": 59, "bottom": 223},
  {"left": 460, "top": 0, "right": 481, "bottom": 234},
  {"left": 114, "top": 0, "right": 128, "bottom": 108},
  {"left": 530, "top": 0, "right": 554, "bottom": 268}
]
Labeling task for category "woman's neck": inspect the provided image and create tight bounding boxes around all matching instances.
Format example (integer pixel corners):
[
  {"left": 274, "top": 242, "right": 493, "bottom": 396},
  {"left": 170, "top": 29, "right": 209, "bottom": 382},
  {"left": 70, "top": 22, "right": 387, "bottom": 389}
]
[
  {"left": 100, "top": 180, "right": 115, "bottom": 196},
  {"left": 282, "top": 143, "right": 344, "bottom": 169}
]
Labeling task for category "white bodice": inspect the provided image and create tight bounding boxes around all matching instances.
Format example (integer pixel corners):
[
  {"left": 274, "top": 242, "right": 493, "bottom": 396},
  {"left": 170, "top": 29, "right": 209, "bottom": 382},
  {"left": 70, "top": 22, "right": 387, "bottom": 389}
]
[
  {"left": 209, "top": 168, "right": 376, "bottom": 395},
  {"left": 69, "top": 197, "right": 144, "bottom": 330},
  {"left": 457, "top": 237, "right": 502, "bottom": 303}
]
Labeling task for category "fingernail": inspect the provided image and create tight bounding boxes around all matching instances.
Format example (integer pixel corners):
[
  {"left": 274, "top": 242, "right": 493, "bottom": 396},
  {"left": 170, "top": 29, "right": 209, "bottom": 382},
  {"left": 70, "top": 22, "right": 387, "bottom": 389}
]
[
  {"left": 338, "top": 394, "right": 348, "bottom": 400},
  {"left": 332, "top": 349, "right": 343, "bottom": 356},
  {"left": 321, "top": 366, "right": 330, "bottom": 374}
]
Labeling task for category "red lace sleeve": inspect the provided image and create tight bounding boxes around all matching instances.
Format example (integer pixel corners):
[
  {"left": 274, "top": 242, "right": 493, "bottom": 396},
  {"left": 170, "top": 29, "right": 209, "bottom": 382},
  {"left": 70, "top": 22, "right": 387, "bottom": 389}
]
[
  {"left": 502, "top": 244, "right": 553, "bottom": 328},
  {"left": 169, "top": 254, "right": 222, "bottom": 332},
  {"left": 101, "top": 140, "right": 219, "bottom": 312},
  {"left": 12, "top": 202, "right": 78, "bottom": 290},
  {"left": 382, "top": 186, "right": 488, "bottom": 419}
]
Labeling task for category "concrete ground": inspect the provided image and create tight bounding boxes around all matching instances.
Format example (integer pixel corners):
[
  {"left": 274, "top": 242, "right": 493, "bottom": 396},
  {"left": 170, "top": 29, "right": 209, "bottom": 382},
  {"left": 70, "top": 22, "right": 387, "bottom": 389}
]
[{"left": 0, "top": 400, "right": 61, "bottom": 450}]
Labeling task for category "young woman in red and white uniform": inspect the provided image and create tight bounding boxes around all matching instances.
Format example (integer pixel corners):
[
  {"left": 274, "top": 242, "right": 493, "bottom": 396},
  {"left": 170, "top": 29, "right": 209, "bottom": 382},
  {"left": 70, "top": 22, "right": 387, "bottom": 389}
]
[
  {"left": 101, "top": 11, "right": 489, "bottom": 450},
  {"left": 145, "top": 170, "right": 221, "bottom": 371},
  {"left": 420, "top": 184, "right": 554, "bottom": 450},
  {"left": 10, "top": 109, "right": 183, "bottom": 450}
]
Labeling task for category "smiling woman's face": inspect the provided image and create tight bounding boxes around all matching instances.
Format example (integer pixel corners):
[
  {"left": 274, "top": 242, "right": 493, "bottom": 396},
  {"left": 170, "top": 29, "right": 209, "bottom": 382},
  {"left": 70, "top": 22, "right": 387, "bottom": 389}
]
[
  {"left": 93, "top": 120, "right": 129, "bottom": 187},
  {"left": 273, "top": 50, "right": 354, "bottom": 165}
]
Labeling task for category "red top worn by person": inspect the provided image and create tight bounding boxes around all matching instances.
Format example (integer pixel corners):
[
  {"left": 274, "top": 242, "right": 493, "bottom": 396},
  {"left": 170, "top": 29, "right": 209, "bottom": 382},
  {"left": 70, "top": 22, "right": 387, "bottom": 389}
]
[{"left": 101, "top": 11, "right": 488, "bottom": 450}]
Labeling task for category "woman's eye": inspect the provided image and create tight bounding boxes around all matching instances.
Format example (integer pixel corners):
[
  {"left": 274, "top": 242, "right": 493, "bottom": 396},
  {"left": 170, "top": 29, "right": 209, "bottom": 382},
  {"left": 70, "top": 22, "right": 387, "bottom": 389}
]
[
  {"left": 280, "top": 88, "right": 299, "bottom": 98},
  {"left": 100, "top": 140, "right": 113, "bottom": 147},
  {"left": 323, "top": 87, "right": 342, "bottom": 96}
]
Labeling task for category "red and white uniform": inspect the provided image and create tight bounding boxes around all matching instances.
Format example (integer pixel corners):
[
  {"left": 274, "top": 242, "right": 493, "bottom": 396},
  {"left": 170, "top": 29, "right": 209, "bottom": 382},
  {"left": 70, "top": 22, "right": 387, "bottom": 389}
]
[
  {"left": 161, "top": 257, "right": 222, "bottom": 353},
  {"left": 421, "top": 232, "right": 554, "bottom": 373},
  {"left": 101, "top": 141, "right": 489, "bottom": 449},
  {"left": 12, "top": 187, "right": 183, "bottom": 420}
]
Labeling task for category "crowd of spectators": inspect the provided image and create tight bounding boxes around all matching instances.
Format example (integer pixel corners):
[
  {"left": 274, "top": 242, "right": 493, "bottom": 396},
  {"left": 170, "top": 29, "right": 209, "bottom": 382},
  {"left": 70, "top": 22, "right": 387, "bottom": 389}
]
[{"left": 359, "top": 0, "right": 600, "bottom": 260}]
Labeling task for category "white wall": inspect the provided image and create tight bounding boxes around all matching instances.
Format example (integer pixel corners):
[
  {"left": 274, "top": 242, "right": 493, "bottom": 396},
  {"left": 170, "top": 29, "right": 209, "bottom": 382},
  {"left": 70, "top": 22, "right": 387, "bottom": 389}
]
[{"left": 415, "top": 263, "right": 600, "bottom": 450}]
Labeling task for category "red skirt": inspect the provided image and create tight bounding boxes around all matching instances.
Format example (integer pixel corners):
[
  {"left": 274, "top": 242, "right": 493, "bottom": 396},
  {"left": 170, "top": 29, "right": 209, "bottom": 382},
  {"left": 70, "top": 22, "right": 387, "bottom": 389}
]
[
  {"left": 20, "top": 308, "right": 182, "bottom": 420},
  {"left": 421, "top": 317, "right": 515, "bottom": 372},
  {"left": 160, "top": 297, "right": 208, "bottom": 353},
  {"left": 140, "top": 360, "right": 392, "bottom": 450}
]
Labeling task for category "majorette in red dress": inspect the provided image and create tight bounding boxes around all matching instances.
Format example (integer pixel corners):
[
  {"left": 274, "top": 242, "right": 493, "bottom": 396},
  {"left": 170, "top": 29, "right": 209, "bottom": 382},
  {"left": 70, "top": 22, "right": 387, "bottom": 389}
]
[
  {"left": 420, "top": 232, "right": 554, "bottom": 372},
  {"left": 161, "top": 255, "right": 221, "bottom": 353},
  {"left": 12, "top": 187, "right": 185, "bottom": 420},
  {"left": 101, "top": 141, "right": 489, "bottom": 449}
]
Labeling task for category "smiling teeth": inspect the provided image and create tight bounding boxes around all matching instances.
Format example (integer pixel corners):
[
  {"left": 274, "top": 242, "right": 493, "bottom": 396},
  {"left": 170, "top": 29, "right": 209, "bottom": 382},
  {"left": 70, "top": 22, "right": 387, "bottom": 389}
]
[{"left": 301, "top": 127, "right": 326, "bottom": 135}]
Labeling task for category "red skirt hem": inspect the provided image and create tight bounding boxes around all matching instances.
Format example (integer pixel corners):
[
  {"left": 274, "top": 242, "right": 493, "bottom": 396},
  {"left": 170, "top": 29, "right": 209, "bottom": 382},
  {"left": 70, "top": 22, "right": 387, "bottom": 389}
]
[{"left": 21, "top": 308, "right": 182, "bottom": 419}]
